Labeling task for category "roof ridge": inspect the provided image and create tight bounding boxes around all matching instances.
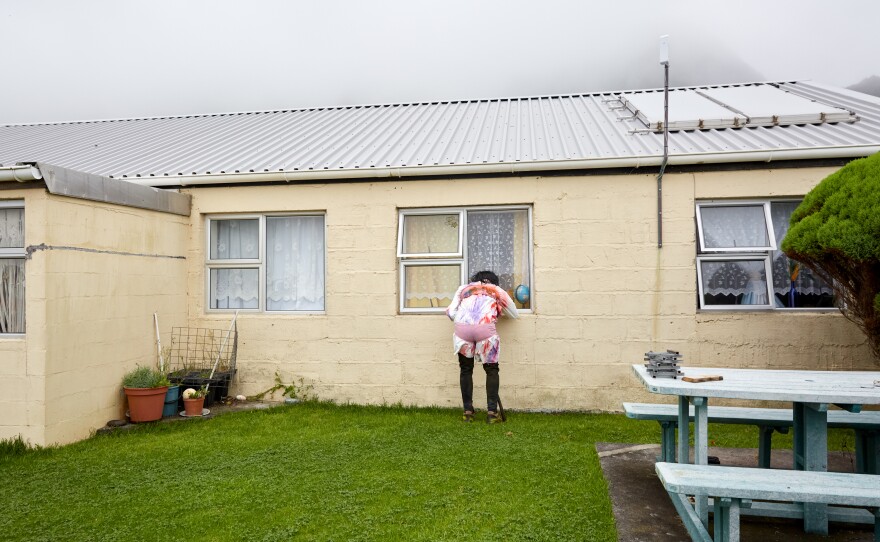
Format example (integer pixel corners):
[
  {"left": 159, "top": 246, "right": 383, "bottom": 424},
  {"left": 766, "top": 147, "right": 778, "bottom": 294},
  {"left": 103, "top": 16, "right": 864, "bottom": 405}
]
[{"left": 0, "top": 80, "right": 802, "bottom": 129}]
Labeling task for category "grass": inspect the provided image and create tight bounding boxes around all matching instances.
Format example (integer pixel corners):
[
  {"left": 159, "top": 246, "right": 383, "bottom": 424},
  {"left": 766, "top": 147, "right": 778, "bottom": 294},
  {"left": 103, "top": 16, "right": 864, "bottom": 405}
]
[{"left": 0, "top": 402, "right": 858, "bottom": 542}]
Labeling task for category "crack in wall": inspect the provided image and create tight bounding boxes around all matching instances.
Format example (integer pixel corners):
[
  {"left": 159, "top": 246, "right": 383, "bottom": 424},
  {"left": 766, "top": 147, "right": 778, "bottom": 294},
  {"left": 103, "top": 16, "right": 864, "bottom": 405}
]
[{"left": 25, "top": 243, "right": 185, "bottom": 260}]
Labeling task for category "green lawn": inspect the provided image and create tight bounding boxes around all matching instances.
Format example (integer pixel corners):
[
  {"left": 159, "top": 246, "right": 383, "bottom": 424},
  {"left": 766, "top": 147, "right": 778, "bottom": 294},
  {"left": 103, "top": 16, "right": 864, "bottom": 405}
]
[{"left": 0, "top": 402, "right": 856, "bottom": 542}]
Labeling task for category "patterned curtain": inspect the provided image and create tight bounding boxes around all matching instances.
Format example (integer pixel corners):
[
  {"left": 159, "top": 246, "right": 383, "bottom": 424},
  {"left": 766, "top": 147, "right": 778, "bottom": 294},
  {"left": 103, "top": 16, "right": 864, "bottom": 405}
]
[
  {"left": 467, "top": 210, "right": 530, "bottom": 308},
  {"left": 701, "top": 260, "right": 768, "bottom": 305},
  {"left": 0, "top": 259, "right": 25, "bottom": 333},
  {"left": 211, "top": 219, "right": 259, "bottom": 259},
  {"left": 266, "top": 216, "right": 325, "bottom": 311},
  {"left": 770, "top": 202, "right": 833, "bottom": 299},
  {"left": 210, "top": 268, "right": 259, "bottom": 309}
]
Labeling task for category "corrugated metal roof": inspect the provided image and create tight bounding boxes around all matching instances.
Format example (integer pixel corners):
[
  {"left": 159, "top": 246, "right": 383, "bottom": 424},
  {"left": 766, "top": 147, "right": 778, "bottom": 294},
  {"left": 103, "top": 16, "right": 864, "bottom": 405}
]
[{"left": 1, "top": 81, "right": 879, "bottom": 187}]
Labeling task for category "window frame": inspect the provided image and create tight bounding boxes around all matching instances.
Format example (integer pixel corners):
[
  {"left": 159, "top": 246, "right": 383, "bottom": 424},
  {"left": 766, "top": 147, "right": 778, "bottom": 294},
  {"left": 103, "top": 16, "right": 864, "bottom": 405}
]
[
  {"left": 695, "top": 200, "right": 776, "bottom": 253},
  {"left": 695, "top": 199, "right": 834, "bottom": 311},
  {"left": 205, "top": 212, "right": 326, "bottom": 314},
  {"left": 0, "top": 200, "right": 25, "bottom": 336},
  {"left": 696, "top": 254, "right": 774, "bottom": 310},
  {"left": 397, "top": 205, "right": 533, "bottom": 314}
]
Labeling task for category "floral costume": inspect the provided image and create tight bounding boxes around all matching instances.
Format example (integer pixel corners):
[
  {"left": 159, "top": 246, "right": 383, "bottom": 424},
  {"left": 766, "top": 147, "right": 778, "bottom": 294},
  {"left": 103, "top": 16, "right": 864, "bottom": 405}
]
[{"left": 446, "top": 282, "right": 518, "bottom": 364}]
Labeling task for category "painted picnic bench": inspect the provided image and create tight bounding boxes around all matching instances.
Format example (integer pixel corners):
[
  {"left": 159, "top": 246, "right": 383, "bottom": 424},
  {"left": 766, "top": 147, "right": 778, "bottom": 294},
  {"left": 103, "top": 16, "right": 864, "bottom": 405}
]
[
  {"left": 623, "top": 402, "right": 880, "bottom": 473},
  {"left": 655, "top": 462, "right": 880, "bottom": 542},
  {"left": 631, "top": 365, "right": 880, "bottom": 535}
]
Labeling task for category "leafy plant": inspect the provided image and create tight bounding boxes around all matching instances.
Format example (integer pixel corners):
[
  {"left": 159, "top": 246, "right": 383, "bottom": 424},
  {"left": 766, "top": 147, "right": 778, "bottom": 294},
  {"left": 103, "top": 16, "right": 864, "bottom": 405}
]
[
  {"left": 248, "top": 372, "right": 314, "bottom": 401},
  {"left": 122, "top": 366, "right": 171, "bottom": 389},
  {"left": 782, "top": 152, "right": 880, "bottom": 362}
]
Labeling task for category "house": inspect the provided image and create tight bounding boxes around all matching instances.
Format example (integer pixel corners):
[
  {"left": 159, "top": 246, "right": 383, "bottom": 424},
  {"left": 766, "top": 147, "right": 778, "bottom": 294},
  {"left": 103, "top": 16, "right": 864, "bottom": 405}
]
[{"left": 2, "top": 80, "right": 879, "bottom": 446}]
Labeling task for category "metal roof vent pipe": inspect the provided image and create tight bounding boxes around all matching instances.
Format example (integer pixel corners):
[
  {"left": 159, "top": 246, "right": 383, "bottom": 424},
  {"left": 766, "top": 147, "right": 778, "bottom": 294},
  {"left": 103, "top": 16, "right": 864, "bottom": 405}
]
[{"left": 657, "top": 35, "right": 670, "bottom": 249}]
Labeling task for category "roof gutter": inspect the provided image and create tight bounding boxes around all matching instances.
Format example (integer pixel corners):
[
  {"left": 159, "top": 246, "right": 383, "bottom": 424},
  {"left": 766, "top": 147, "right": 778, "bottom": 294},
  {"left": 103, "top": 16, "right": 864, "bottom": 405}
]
[
  {"left": 120, "top": 145, "right": 880, "bottom": 188},
  {"left": 0, "top": 165, "right": 43, "bottom": 182}
]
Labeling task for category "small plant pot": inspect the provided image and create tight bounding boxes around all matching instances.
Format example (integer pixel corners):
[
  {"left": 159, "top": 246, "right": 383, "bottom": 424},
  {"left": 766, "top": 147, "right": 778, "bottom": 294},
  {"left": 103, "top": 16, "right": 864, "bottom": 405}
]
[
  {"left": 124, "top": 386, "right": 169, "bottom": 423},
  {"left": 183, "top": 397, "right": 206, "bottom": 417}
]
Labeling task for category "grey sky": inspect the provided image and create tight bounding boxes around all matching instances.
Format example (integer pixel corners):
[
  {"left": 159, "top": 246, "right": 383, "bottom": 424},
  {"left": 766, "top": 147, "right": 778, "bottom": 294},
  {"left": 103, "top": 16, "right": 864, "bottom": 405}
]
[{"left": 2, "top": 0, "right": 878, "bottom": 124}]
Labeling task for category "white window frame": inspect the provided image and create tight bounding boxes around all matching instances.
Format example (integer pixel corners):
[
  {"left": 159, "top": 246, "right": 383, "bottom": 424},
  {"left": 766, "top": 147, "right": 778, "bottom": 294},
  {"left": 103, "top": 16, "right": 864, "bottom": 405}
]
[
  {"left": 695, "top": 199, "right": 834, "bottom": 311},
  {"left": 696, "top": 254, "right": 774, "bottom": 310},
  {"left": 695, "top": 200, "right": 776, "bottom": 253},
  {"left": 205, "top": 213, "right": 326, "bottom": 314},
  {"left": 397, "top": 205, "right": 533, "bottom": 314},
  {"left": 397, "top": 209, "right": 464, "bottom": 259},
  {"left": 0, "top": 200, "right": 25, "bottom": 335}
]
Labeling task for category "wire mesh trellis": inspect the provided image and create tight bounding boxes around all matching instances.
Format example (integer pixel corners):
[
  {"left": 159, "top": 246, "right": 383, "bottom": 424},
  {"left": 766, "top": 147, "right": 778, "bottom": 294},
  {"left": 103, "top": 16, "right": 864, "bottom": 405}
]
[{"left": 167, "top": 325, "right": 238, "bottom": 405}]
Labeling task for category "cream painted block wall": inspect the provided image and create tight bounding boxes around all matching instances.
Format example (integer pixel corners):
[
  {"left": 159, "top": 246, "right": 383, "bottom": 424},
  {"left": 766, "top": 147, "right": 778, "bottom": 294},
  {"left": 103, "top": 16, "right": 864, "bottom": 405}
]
[
  {"left": 37, "top": 196, "right": 189, "bottom": 445},
  {"left": 183, "top": 165, "right": 874, "bottom": 414},
  {"left": 0, "top": 189, "right": 47, "bottom": 446}
]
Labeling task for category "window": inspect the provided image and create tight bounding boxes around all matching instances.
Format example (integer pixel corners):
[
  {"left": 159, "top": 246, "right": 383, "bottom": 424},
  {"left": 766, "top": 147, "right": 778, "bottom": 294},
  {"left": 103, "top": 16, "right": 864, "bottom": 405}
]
[
  {"left": 696, "top": 200, "right": 833, "bottom": 310},
  {"left": 206, "top": 214, "right": 325, "bottom": 312},
  {"left": 0, "top": 201, "right": 25, "bottom": 334},
  {"left": 397, "top": 206, "right": 532, "bottom": 312}
]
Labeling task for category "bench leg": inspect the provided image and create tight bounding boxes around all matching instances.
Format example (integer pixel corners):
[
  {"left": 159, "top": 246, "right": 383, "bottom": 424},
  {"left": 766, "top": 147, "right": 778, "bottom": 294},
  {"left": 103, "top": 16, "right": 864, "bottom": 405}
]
[
  {"left": 794, "top": 402, "right": 829, "bottom": 535},
  {"left": 873, "top": 507, "right": 879, "bottom": 542},
  {"left": 714, "top": 497, "right": 742, "bottom": 542},
  {"left": 692, "top": 397, "right": 709, "bottom": 528},
  {"left": 758, "top": 426, "right": 774, "bottom": 468},
  {"left": 659, "top": 420, "right": 677, "bottom": 462},
  {"left": 855, "top": 430, "right": 879, "bottom": 475}
]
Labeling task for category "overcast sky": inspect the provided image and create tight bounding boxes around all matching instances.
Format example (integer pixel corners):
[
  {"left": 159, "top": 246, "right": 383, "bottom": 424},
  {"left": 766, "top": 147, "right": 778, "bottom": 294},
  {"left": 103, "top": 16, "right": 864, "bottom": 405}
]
[{"left": 2, "top": 0, "right": 878, "bottom": 125}]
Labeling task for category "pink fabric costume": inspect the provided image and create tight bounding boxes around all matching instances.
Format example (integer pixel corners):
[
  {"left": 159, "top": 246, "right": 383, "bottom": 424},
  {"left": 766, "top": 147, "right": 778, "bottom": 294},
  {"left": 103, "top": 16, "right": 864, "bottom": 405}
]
[{"left": 446, "top": 282, "right": 518, "bottom": 364}]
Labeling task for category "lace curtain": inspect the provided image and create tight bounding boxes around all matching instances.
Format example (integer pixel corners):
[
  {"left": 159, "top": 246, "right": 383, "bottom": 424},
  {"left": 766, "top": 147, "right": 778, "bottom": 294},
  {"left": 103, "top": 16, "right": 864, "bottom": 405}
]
[
  {"left": 210, "top": 219, "right": 259, "bottom": 259},
  {"left": 404, "top": 264, "right": 461, "bottom": 308},
  {"left": 0, "top": 259, "right": 25, "bottom": 333},
  {"left": 769, "top": 202, "right": 833, "bottom": 299},
  {"left": 208, "top": 216, "right": 325, "bottom": 311},
  {"left": 467, "top": 210, "right": 530, "bottom": 295},
  {"left": 701, "top": 260, "right": 768, "bottom": 305},
  {"left": 700, "top": 205, "right": 769, "bottom": 249},
  {"left": 266, "top": 216, "right": 325, "bottom": 311}
]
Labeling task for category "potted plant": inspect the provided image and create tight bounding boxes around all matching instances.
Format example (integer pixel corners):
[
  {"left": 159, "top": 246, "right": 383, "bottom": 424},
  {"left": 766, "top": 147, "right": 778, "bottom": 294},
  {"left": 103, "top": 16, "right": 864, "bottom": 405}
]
[
  {"left": 182, "top": 386, "right": 208, "bottom": 417},
  {"left": 122, "top": 366, "right": 170, "bottom": 423}
]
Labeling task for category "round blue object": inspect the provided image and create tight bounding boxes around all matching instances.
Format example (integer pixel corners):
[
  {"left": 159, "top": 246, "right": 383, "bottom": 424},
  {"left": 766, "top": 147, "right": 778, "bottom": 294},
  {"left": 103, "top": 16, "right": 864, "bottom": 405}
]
[{"left": 514, "top": 284, "right": 530, "bottom": 304}]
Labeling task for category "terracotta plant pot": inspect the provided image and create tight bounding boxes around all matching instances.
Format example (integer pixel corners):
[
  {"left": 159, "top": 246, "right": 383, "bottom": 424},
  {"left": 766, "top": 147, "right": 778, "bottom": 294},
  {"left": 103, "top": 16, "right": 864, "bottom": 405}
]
[
  {"left": 183, "top": 397, "right": 206, "bottom": 417},
  {"left": 124, "top": 386, "right": 169, "bottom": 423}
]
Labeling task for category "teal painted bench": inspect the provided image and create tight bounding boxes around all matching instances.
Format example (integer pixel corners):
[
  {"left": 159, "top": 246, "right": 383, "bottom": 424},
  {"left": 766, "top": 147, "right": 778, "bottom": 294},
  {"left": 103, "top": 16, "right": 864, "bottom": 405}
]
[
  {"left": 655, "top": 462, "right": 880, "bottom": 542},
  {"left": 624, "top": 402, "right": 880, "bottom": 472}
]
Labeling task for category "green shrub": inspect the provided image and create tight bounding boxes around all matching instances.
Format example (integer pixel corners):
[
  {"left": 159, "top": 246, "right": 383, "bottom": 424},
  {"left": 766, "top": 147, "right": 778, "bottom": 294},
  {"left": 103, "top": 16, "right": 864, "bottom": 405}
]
[
  {"left": 782, "top": 152, "right": 880, "bottom": 362},
  {"left": 122, "top": 366, "right": 170, "bottom": 389}
]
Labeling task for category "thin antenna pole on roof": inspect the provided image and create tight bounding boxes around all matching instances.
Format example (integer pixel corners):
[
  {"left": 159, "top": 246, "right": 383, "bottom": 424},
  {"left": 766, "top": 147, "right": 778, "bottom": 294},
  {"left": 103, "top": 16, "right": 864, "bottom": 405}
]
[{"left": 657, "top": 35, "right": 670, "bottom": 249}]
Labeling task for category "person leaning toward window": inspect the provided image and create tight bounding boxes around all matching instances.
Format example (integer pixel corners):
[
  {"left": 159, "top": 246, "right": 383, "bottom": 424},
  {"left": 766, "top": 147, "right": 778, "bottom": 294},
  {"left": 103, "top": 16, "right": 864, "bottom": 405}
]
[{"left": 446, "top": 270, "right": 518, "bottom": 423}]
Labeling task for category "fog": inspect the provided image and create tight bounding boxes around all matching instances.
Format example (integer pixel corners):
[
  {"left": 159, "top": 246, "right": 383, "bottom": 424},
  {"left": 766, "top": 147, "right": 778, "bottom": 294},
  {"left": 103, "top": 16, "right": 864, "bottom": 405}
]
[{"left": 1, "top": 0, "right": 877, "bottom": 124}]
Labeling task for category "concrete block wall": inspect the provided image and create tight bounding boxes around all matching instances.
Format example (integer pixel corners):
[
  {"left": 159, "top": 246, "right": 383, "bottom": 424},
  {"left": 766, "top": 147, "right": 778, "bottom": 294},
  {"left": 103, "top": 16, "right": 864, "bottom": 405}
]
[
  {"left": 38, "top": 196, "right": 190, "bottom": 444},
  {"left": 184, "top": 166, "right": 874, "bottom": 413}
]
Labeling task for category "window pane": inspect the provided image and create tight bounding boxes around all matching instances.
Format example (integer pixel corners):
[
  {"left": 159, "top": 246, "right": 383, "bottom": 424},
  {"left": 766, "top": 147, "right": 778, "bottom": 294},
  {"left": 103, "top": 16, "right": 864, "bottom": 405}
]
[
  {"left": 266, "top": 216, "right": 325, "bottom": 311},
  {"left": 0, "top": 208, "right": 24, "bottom": 249},
  {"left": 700, "top": 205, "right": 769, "bottom": 249},
  {"left": 209, "top": 268, "right": 259, "bottom": 309},
  {"left": 402, "top": 214, "right": 460, "bottom": 254},
  {"left": 404, "top": 264, "right": 460, "bottom": 308},
  {"left": 210, "top": 219, "right": 259, "bottom": 260},
  {"left": 700, "top": 260, "right": 769, "bottom": 306},
  {"left": 467, "top": 210, "right": 531, "bottom": 309},
  {"left": 0, "top": 258, "right": 25, "bottom": 333},
  {"left": 770, "top": 202, "right": 834, "bottom": 308}
]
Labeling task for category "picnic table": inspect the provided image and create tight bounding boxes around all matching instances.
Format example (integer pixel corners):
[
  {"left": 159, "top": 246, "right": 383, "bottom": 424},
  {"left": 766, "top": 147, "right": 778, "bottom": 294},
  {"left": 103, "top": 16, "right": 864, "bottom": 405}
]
[{"left": 631, "top": 364, "right": 880, "bottom": 536}]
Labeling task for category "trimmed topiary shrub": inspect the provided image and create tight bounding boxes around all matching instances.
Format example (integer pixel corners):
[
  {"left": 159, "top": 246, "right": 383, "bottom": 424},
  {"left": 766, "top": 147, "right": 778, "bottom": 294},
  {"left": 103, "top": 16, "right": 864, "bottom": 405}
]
[{"left": 782, "top": 152, "right": 880, "bottom": 362}]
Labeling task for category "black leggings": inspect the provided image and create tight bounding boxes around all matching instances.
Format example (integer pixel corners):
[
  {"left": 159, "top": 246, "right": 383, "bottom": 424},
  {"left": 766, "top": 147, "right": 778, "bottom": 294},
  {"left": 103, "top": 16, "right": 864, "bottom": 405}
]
[{"left": 459, "top": 353, "right": 500, "bottom": 412}]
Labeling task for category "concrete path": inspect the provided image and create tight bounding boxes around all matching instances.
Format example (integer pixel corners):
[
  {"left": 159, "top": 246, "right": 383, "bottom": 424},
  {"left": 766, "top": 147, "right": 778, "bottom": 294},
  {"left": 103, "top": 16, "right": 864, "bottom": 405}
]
[{"left": 597, "top": 442, "right": 874, "bottom": 541}]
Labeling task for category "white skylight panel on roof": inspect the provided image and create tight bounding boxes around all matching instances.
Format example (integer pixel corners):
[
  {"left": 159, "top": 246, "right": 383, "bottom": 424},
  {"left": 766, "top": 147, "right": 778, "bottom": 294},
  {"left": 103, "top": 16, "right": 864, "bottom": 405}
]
[
  {"left": 699, "top": 85, "right": 854, "bottom": 126},
  {"left": 619, "top": 90, "right": 747, "bottom": 131}
]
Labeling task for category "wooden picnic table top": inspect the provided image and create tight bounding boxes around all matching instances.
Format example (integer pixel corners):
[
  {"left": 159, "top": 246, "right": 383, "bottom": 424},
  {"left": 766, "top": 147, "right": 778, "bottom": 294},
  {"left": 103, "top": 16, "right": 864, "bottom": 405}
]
[{"left": 632, "top": 365, "right": 880, "bottom": 405}]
